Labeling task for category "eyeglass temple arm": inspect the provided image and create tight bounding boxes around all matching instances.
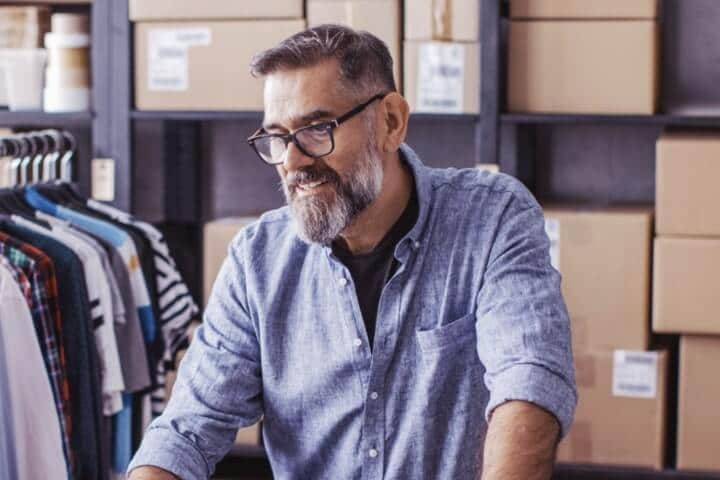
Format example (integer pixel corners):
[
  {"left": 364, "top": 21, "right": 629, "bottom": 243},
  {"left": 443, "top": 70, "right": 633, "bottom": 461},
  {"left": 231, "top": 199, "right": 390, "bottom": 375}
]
[{"left": 334, "top": 93, "right": 388, "bottom": 126}]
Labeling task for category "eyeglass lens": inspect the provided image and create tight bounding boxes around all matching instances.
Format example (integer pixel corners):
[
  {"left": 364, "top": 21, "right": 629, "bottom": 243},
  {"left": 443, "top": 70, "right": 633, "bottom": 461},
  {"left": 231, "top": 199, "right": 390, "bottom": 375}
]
[{"left": 254, "top": 125, "right": 334, "bottom": 164}]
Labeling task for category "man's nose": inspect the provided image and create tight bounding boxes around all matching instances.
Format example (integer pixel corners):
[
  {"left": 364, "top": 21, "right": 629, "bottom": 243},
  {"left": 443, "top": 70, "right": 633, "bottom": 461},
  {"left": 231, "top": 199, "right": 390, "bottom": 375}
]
[{"left": 283, "top": 141, "right": 315, "bottom": 172}]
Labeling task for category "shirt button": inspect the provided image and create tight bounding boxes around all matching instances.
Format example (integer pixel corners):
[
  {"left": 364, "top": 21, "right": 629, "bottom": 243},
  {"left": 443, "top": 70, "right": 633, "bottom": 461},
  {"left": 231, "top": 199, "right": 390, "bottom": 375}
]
[
  {"left": 339, "top": 277, "right": 348, "bottom": 287},
  {"left": 353, "top": 338, "right": 362, "bottom": 347},
  {"left": 413, "top": 241, "right": 421, "bottom": 249},
  {"left": 370, "top": 392, "right": 379, "bottom": 400},
  {"left": 369, "top": 448, "right": 378, "bottom": 458}
]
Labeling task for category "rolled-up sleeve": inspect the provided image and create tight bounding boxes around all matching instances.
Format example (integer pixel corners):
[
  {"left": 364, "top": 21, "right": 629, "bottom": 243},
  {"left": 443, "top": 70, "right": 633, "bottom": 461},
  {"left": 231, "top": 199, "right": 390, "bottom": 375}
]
[
  {"left": 476, "top": 193, "right": 577, "bottom": 436},
  {"left": 128, "top": 233, "right": 263, "bottom": 478}
]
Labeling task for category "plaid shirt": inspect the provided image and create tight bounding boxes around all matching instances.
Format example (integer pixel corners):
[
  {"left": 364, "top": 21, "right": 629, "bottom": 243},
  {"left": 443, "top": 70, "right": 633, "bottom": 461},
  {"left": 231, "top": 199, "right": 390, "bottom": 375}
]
[{"left": 0, "top": 232, "right": 74, "bottom": 472}]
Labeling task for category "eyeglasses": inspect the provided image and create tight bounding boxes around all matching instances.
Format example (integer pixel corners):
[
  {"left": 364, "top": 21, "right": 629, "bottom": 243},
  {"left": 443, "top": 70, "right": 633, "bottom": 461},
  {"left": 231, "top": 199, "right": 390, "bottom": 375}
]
[{"left": 247, "top": 93, "right": 388, "bottom": 166}]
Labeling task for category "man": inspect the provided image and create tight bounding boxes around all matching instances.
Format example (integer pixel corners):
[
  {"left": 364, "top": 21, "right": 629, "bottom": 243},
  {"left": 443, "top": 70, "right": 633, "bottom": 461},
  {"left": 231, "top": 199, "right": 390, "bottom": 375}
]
[{"left": 129, "top": 25, "right": 576, "bottom": 480}]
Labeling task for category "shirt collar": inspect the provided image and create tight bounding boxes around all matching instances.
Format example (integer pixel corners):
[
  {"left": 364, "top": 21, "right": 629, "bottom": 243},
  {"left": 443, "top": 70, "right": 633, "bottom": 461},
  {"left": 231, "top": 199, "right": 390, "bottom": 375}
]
[{"left": 397, "top": 143, "right": 432, "bottom": 248}]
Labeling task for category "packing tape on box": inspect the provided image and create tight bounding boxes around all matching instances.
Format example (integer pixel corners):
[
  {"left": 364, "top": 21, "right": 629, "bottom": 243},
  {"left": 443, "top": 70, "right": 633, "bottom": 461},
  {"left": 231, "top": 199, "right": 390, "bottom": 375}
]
[
  {"left": 43, "top": 86, "right": 90, "bottom": 112},
  {"left": 570, "top": 421, "right": 593, "bottom": 461},
  {"left": 574, "top": 353, "right": 596, "bottom": 388},
  {"left": 431, "top": 0, "right": 452, "bottom": 40},
  {"left": 51, "top": 13, "right": 89, "bottom": 34},
  {"left": 44, "top": 32, "right": 90, "bottom": 49}
]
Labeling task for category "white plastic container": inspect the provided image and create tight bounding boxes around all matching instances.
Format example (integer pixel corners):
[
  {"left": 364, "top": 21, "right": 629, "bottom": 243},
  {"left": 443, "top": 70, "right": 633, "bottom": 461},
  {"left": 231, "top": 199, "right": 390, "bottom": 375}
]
[
  {"left": 43, "top": 86, "right": 90, "bottom": 112},
  {"left": 0, "top": 48, "right": 47, "bottom": 111}
]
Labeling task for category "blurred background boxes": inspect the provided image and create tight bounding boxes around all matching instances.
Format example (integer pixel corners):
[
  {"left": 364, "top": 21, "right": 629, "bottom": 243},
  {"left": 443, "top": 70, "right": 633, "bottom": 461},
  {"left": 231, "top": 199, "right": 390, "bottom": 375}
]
[
  {"left": 656, "top": 132, "right": 720, "bottom": 236},
  {"left": 508, "top": 20, "right": 658, "bottom": 114},
  {"left": 134, "top": 19, "right": 306, "bottom": 111},
  {"left": 404, "top": 0, "right": 480, "bottom": 42},
  {"left": 677, "top": 336, "right": 720, "bottom": 472},
  {"left": 543, "top": 208, "right": 653, "bottom": 351},
  {"left": 404, "top": 40, "right": 479, "bottom": 114},
  {"left": 653, "top": 238, "right": 720, "bottom": 335},
  {"left": 557, "top": 350, "right": 667, "bottom": 469},
  {"left": 510, "top": 0, "right": 658, "bottom": 20},
  {"left": 307, "top": 0, "right": 401, "bottom": 89},
  {"left": 129, "top": 0, "right": 304, "bottom": 21}
]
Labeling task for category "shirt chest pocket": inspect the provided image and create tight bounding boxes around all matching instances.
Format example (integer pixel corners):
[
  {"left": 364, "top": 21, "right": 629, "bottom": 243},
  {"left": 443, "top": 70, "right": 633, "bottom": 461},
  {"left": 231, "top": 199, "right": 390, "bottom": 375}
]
[{"left": 415, "top": 312, "right": 478, "bottom": 357}]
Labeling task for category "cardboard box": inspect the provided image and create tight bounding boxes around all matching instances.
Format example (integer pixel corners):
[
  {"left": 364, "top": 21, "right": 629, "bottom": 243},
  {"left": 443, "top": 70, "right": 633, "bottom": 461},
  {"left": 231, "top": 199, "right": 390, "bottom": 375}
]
[
  {"left": 307, "top": 0, "right": 401, "bottom": 88},
  {"left": 508, "top": 20, "right": 658, "bottom": 114},
  {"left": 510, "top": 0, "right": 658, "bottom": 19},
  {"left": 656, "top": 132, "right": 720, "bottom": 237},
  {"left": 0, "top": 6, "right": 50, "bottom": 48},
  {"left": 677, "top": 336, "right": 720, "bottom": 472},
  {"left": 404, "top": 40, "right": 480, "bottom": 114},
  {"left": 130, "top": 0, "right": 303, "bottom": 21},
  {"left": 653, "top": 238, "right": 720, "bottom": 335},
  {"left": 135, "top": 20, "right": 305, "bottom": 111},
  {"left": 404, "top": 0, "right": 479, "bottom": 42},
  {"left": 203, "top": 217, "right": 258, "bottom": 306},
  {"left": 557, "top": 350, "right": 667, "bottom": 469},
  {"left": 543, "top": 208, "right": 653, "bottom": 351}
]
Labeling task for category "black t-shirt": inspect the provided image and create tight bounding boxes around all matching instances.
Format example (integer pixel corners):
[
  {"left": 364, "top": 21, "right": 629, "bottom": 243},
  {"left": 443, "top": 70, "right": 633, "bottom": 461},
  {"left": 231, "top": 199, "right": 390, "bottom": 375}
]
[{"left": 332, "top": 180, "right": 418, "bottom": 348}]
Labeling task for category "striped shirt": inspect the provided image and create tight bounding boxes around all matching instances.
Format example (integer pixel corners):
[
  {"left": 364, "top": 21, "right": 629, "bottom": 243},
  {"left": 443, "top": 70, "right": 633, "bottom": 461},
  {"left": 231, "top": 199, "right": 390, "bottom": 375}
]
[{"left": 87, "top": 200, "right": 200, "bottom": 416}]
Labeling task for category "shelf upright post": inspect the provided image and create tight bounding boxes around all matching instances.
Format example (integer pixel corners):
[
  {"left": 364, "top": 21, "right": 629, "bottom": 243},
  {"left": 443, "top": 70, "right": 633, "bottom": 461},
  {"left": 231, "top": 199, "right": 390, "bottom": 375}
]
[
  {"left": 478, "top": 0, "right": 501, "bottom": 167},
  {"left": 92, "top": 0, "right": 132, "bottom": 211}
]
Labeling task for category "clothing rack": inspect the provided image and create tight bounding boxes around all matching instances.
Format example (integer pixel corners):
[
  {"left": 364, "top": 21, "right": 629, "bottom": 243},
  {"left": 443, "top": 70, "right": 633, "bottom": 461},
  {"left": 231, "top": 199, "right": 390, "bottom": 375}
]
[
  {"left": 0, "top": 129, "right": 77, "bottom": 188},
  {"left": 0, "top": 146, "right": 200, "bottom": 480}
]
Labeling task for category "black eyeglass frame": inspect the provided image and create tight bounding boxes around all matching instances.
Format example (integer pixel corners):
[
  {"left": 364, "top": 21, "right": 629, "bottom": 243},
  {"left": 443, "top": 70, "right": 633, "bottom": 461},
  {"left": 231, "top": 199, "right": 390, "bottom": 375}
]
[{"left": 247, "top": 93, "right": 389, "bottom": 165}]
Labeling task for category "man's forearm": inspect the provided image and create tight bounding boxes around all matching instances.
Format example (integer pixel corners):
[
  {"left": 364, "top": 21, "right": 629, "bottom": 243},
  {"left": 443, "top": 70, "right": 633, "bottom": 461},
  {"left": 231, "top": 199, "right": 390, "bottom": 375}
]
[
  {"left": 128, "top": 466, "right": 180, "bottom": 480},
  {"left": 482, "top": 400, "right": 560, "bottom": 480}
]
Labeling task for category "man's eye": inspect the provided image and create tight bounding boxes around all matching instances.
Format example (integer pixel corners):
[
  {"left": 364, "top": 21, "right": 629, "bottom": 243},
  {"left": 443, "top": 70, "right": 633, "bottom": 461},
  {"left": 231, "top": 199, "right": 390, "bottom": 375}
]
[{"left": 310, "top": 124, "right": 329, "bottom": 132}]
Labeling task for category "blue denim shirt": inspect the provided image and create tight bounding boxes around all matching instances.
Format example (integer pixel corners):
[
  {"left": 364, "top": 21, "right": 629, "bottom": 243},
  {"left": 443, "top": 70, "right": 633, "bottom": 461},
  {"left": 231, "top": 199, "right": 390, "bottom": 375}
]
[{"left": 129, "top": 144, "right": 576, "bottom": 479}]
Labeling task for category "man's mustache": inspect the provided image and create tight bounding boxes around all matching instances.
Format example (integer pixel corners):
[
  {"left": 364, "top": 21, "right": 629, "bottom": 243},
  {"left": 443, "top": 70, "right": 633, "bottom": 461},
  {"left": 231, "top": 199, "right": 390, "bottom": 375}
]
[{"left": 286, "top": 165, "right": 341, "bottom": 190}]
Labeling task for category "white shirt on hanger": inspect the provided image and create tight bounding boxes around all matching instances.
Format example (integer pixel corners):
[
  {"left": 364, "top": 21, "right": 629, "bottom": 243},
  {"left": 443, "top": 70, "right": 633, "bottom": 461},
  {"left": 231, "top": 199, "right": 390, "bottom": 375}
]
[{"left": 0, "top": 257, "right": 67, "bottom": 478}]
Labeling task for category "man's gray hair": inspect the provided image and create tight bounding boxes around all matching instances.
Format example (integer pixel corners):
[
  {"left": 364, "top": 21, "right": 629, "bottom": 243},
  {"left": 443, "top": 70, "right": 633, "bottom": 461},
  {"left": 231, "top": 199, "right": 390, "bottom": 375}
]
[{"left": 250, "top": 24, "right": 396, "bottom": 99}]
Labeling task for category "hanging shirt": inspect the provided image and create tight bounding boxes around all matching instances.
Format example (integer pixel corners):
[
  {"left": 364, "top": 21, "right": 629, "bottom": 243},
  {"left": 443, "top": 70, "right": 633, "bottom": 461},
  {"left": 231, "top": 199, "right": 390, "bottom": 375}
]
[
  {"left": 0, "top": 230, "right": 74, "bottom": 472},
  {"left": 87, "top": 200, "right": 200, "bottom": 416},
  {"left": 1, "top": 222, "right": 103, "bottom": 480},
  {"left": 25, "top": 186, "right": 157, "bottom": 343},
  {"left": 0, "top": 257, "right": 67, "bottom": 479},
  {"left": 13, "top": 214, "right": 126, "bottom": 415},
  {"left": 22, "top": 188, "right": 158, "bottom": 476},
  {"left": 71, "top": 226, "right": 152, "bottom": 393}
]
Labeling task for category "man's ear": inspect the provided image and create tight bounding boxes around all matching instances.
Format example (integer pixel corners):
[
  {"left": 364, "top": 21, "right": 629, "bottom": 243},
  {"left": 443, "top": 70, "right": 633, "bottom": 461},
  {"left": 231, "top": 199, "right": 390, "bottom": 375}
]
[{"left": 378, "top": 92, "right": 410, "bottom": 153}]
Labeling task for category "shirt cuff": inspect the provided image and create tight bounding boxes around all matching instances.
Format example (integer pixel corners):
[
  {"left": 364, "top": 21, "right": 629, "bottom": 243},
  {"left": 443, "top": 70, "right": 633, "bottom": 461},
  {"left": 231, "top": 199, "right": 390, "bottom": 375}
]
[
  {"left": 485, "top": 363, "right": 577, "bottom": 438},
  {"left": 127, "top": 426, "right": 210, "bottom": 480}
]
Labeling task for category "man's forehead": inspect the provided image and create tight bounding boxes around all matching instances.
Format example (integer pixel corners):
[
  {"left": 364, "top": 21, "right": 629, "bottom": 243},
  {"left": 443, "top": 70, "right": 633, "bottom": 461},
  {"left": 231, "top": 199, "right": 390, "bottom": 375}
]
[{"left": 262, "top": 63, "right": 345, "bottom": 128}]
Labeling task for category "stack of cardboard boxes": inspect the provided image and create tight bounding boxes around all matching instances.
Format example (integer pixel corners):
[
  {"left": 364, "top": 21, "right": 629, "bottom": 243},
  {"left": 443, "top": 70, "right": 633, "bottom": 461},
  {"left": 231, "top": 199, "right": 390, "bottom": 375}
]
[
  {"left": 508, "top": 0, "right": 659, "bottom": 114},
  {"left": 306, "top": 0, "right": 401, "bottom": 89},
  {"left": 543, "top": 207, "right": 667, "bottom": 469},
  {"left": 404, "top": 0, "right": 480, "bottom": 114},
  {"left": 654, "top": 132, "right": 720, "bottom": 472},
  {"left": 131, "top": 1, "right": 305, "bottom": 110}
]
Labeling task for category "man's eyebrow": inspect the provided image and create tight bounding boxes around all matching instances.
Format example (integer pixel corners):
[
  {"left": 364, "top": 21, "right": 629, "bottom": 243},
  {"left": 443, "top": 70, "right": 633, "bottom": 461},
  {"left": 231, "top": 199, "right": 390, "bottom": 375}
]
[{"left": 263, "top": 109, "right": 336, "bottom": 131}]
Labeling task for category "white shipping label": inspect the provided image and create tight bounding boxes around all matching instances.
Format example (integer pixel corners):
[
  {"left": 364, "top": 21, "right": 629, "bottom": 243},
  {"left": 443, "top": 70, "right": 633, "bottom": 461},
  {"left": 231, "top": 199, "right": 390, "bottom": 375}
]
[
  {"left": 91, "top": 158, "right": 115, "bottom": 202},
  {"left": 612, "top": 350, "right": 658, "bottom": 399},
  {"left": 417, "top": 43, "right": 465, "bottom": 113},
  {"left": 544, "top": 218, "right": 560, "bottom": 270},
  {"left": 147, "top": 28, "right": 212, "bottom": 92}
]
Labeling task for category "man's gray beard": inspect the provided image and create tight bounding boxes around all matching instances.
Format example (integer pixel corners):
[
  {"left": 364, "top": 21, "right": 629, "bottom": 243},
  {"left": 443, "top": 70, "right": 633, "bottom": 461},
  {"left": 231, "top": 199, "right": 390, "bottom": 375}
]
[{"left": 283, "top": 145, "right": 384, "bottom": 246}]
